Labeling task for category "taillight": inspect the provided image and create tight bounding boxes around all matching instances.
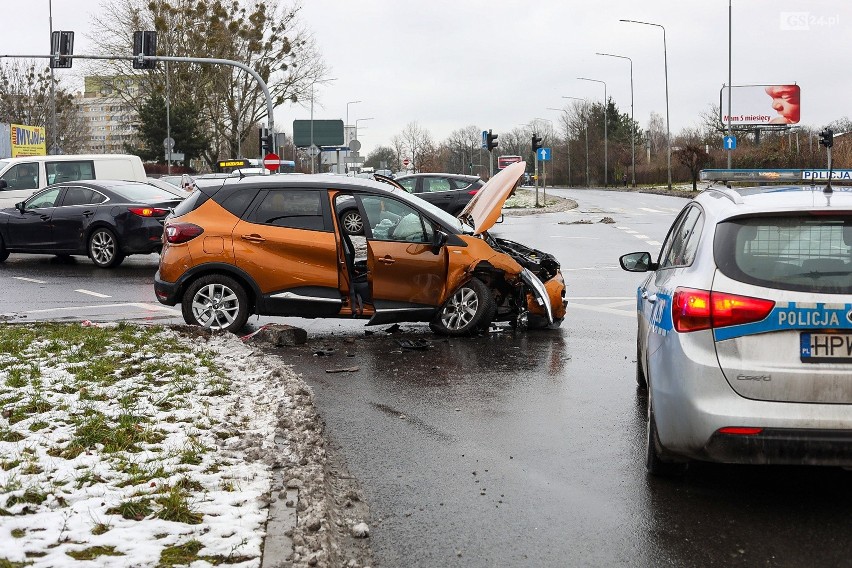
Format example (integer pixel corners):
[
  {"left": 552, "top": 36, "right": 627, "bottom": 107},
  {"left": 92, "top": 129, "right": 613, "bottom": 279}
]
[
  {"left": 165, "top": 222, "right": 204, "bottom": 244},
  {"left": 717, "top": 426, "right": 763, "bottom": 435},
  {"left": 672, "top": 288, "right": 775, "bottom": 333},
  {"left": 129, "top": 207, "right": 169, "bottom": 217},
  {"left": 467, "top": 189, "right": 479, "bottom": 195}
]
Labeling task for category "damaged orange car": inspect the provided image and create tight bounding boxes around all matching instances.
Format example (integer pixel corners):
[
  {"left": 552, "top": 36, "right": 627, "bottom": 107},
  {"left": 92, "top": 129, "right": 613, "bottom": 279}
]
[{"left": 154, "top": 161, "right": 566, "bottom": 335}]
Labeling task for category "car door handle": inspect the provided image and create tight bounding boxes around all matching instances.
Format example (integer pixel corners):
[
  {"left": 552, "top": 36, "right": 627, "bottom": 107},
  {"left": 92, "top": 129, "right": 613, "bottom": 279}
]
[
  {"left": 378, "top": 255, "right": 395, "bottom": 265},
  {"left": 241, "top": 234, "right": 266, "bottom": 243},
  {"left": 39, "top": 214, "right": 50, "bottom": 222},
  {"left": 642, "top": 292, "right": 658, "bottom": 304},
  {"left": 82, "top": 210, "right": 94, "bottom": 217}
]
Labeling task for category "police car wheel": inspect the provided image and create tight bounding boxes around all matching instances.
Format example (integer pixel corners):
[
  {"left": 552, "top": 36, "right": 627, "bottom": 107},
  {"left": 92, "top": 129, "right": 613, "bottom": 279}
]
[{"left": 646, "top": 403, "right": 688, "bottom": 477}]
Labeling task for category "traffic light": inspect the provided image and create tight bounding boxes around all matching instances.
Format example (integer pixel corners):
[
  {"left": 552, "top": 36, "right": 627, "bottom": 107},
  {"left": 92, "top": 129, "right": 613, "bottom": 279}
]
[
  {"left": 50, "top": 31, "right": 74, "bottom": 69},
  {"left": 486, "top": 129, "right": 498, "bottom": 151},
  {"left": 819, "top": 128, "right": 834, "bottom": 148},
  {"left": 532, "top": 133, "right": 543, "bottom": 153},
  {"left": 259, "top": 127, "right": 274, "bottom": 154},
  {"left": 132, "top": 31, "right": 158, "bottom": 69}
]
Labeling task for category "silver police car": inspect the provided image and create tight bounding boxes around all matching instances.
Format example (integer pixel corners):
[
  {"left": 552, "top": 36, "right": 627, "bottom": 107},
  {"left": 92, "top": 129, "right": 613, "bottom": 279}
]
[{"left": 621, "top": 169, "right": 852, "bottom": 475}]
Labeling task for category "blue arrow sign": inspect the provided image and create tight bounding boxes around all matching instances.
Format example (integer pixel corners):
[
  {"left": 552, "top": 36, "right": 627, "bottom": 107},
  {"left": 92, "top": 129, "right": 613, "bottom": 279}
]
[
  {"left": 723, "top": 135, "right": 737, "bottom": 150},
  {"left": 481, "top": 130, "right": 489, "bottom": 150},
  {"left": 537, "top": 147, "right": 552, "bottom": 161}
]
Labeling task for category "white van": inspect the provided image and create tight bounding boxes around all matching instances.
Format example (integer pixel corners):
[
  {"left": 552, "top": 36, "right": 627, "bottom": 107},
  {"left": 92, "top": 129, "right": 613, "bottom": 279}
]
[{"left": 0, "top": 154, "right": 147, "bottom": 208}]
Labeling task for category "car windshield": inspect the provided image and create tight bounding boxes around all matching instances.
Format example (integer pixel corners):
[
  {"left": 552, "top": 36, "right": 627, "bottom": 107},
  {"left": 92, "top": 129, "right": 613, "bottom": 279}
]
[
  {"left": 714, "top": 214, "right": 852, "bottom": 294},
  {"left": 109, "top": 183, "right": 184, "bottom": 202},
  {"left": 0, "top": 160, "right": 10, "bottom": 171}
]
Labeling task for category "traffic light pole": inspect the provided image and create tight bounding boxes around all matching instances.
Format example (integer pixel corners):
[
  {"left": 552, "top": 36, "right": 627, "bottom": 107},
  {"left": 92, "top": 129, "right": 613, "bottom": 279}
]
[
  {"left": 534, "top": 157, "right": 540, "bottom": 207},
  {"left": 1, "top": 52, "right": 277, "bottom": 152}
]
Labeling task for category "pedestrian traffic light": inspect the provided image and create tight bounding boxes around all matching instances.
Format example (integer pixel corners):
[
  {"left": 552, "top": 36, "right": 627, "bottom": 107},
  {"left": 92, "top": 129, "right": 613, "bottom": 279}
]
[
  {"left": 259, "top": 127, "right": 274, "bottom": 154},
  {"left": 50, "top": 31, "right": 74, "bottom": 69},
  {"left": 132, "top": 31, "right": 158, "bottom": 69},
  {"left": 532, "top": 133, "right": 543, "bottom": 153},
  {"left": 486, "top": 130, "right": 498, "bottom": 151},
  {"left": 819, "top": 128, "right": 834, "bottom": 148}
]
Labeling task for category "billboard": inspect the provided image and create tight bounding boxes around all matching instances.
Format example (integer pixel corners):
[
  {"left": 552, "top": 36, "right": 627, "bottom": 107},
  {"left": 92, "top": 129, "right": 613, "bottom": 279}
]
[
  {"left": 720, "top": 84, "right": 800, "bottom": 126},
  {"left": 10, "top": 124, "right": 47, "bottom": 157},
  {"left": 292, "top": 119, "right": 344, "bottom": 147}
]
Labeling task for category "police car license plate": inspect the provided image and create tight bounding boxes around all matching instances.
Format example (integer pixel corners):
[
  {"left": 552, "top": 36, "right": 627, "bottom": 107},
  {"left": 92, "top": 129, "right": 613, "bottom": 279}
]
[{"left": 800, "top": 333, "right": 852, "bottom": 363}]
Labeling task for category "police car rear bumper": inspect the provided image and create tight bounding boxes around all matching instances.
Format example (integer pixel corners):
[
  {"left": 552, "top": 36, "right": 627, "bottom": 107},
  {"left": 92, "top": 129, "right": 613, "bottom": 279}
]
[{"left": 703, "top": 428, "right": 852, "bottom": 466}]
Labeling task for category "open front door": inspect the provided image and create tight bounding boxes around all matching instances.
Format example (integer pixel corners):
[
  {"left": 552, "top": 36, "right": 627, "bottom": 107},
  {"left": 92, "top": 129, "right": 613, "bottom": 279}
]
[{"left": 357, "top": 194, "right": 448, "bottom": 324}]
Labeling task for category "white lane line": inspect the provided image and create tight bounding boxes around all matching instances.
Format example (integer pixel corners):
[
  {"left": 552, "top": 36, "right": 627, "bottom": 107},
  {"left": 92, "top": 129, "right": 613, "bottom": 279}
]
[
  {"left": 623, "top": 230, "right": 638, "bottom": 234},
  {"left": 634, "top": 234, "right": 650, "bottom": 239},
  {"left": 570, "top": 296, "right": 634, "bottom": 300},
  {"left": 615, "top": 226, "right": 631, "bottom": 230},
  {"left": 639, "top": 207, "right": 663, "bottom": 213},
  {"left": 25, "top": 302, "right": 179, "bottom": 314},
  {"left": 647, "top": 240, "right": 662, "bottom": 246},
  {"left": 567, "top": 301, "right": 635, "bottom": 318},
  {"left": 13, "top": 277, "right": 47, "bottom": 284},
  {"left": 75, "top": 289, "right": 112, "bottom": 298}
]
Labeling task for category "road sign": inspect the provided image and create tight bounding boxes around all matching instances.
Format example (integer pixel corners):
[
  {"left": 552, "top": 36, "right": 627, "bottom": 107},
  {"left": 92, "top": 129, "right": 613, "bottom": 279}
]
[
  {"left": 263, "top": 153, "right": 280, "bottom": 171},
  {"left": 481, "top": 130, "right": 488, "bottom": 150},
  {"left": 308, "top": 144, "right": 320, "bottom": 157},
  {"left": 724, "top": 135, "right": 737, "bottom": 150},
  {"left": 403, "top": 158, "right": 411, "bottom": 167},
  {"left": 537, "top": 147, "right": 552, "bottom": 161},
  {"left": 349, "top": 139, "right": 361, "bottom": 152},
  {"left": 163, "top": 137, "right": 175, "bottom": 150}
]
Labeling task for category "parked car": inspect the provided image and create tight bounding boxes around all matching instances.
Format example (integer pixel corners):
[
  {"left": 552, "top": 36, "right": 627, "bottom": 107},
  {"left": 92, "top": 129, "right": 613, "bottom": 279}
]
[
  {"left": 154, "top": 161, "right": 566, "bottom": 335},
  {"left": 0, "top": 180, "right": 183, "bottom": 268},
  {"left": 620, "top": 169, "right": 852, "bottom": 475},
  {"left": 338, "top": 172, "right": 483, "bottom": 235},
  {"left": 0, "top": 154, "right": 148, "bottom": 208},
  {"left": 146, "top": 177, "right": 190, "bottom": 197}
]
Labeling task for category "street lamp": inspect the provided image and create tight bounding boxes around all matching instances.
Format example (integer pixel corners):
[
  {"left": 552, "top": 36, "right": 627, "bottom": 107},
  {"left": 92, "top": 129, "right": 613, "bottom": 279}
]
[
  {"left": 345, "top": 100, "right": 361, "bottom": 142},
  {"left": 577, "top": 77, "right": 607, "bottom": 187},
  {"left": 355, "top": 117, "right": 374, "bottom": 140},
  {"left": 309, "top": 77, "right": 337, "bottom": 173},
  {"left": 547, "top": 107, "right": 570, "bottom": 187},
  {"left": 563, "top": 96, "right": 590, "bottom": 187},
  {"left": 620, "top": 19, "right": 671, "bottom": 189},
  {"left": 597, "top": 52, "right": 635, "bottom": 187}
]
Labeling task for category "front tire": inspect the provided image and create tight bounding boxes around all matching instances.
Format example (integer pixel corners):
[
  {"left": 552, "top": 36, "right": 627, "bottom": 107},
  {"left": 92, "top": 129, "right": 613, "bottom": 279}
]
[
  {"left": 429, "top": 278, "right": 495, "bottom": 336},
  {"left": 0, "top": 237, "right": 8, "bottom": 263},
  {"left": 88, "top": 228, "right": 124, "bottom": 268},
  {"left": 182, "top": 274, "right": 250, "bottom": 333}
]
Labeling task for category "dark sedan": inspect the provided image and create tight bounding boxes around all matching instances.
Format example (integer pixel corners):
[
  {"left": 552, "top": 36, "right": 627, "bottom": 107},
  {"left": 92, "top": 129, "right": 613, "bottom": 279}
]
[
  {"left": 394, "top": 173, "right": 484, "bottom": 215},
  {"left": 0, "top": 180, "right": 184, "bottom": 268}
]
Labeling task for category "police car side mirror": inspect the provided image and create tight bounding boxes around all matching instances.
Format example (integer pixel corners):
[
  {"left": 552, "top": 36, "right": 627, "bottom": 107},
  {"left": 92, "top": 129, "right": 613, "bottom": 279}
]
[{"left": 620, "top": 251, "right": 657, "bottom": 272}]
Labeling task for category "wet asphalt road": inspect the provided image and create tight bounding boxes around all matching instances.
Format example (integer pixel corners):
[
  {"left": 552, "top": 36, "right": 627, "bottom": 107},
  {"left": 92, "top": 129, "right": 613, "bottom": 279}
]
[{"left": 4, "top": 189, "right": 852, "bottom": 567}]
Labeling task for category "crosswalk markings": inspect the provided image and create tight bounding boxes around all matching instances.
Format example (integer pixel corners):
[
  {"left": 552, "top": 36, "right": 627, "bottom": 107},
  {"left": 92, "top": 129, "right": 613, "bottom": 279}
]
[{"left": 74, "top": 289, "right": 112, "bottom": 298}]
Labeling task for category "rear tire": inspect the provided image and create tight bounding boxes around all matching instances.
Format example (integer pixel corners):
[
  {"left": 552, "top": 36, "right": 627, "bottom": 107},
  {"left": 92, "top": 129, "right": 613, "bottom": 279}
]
[
  {"left": 646, "top": 404, "right": 688, "bottom": 477},
  {"left": 0, "top": 237, "right": 8, "bottom": 263},
  {"left": 429, "top": 278, "right": 495, "bottom": 336},
  {"left": 182, "top": 274, "right": 250, "bottom": 333},
  {"left": 88, "top": 228, "right": 125, "bottom": 268}
]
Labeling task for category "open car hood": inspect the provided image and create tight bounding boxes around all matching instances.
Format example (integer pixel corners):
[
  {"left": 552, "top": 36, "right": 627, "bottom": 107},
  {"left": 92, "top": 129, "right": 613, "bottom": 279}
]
[{"left": 458, "top": 161, "right": 526, "bottom": 235}]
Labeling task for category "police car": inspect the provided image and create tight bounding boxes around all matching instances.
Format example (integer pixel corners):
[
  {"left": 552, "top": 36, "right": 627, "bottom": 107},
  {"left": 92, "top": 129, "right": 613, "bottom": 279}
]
[{"left": 620, "top": 169, "right": 852, "bottom": 475}]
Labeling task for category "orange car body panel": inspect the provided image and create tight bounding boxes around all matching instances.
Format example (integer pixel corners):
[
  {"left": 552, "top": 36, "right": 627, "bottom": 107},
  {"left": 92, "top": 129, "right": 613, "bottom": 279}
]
[
  {"left": 368, "top": 240, "right": 449, "bottom": 305},
  {"left": 460, "top": 161, "right": 526, "bottom": 235}
]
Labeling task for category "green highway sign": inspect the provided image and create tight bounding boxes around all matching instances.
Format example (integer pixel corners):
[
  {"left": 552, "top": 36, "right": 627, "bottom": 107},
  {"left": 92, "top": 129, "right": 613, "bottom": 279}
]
[{"left": 293, "top": 120, "right": 344, "bottom": 147}]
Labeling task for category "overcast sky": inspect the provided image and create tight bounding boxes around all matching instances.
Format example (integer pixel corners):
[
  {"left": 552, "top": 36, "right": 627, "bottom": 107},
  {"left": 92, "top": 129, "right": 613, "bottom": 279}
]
[{"left": 7, "top": 0, "right": 851, "bottom": 156}]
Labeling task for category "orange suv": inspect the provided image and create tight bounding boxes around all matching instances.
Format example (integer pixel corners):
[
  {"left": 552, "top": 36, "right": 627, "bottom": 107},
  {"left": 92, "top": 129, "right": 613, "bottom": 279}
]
[{"left": 154, "top": 162, "right": 566, "bottom": 335}]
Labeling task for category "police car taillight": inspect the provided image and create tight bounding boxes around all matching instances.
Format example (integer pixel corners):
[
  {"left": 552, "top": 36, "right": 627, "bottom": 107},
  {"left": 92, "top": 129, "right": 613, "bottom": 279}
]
[{"left": 672, "top": 288, "right": 775, "bottom": 333}]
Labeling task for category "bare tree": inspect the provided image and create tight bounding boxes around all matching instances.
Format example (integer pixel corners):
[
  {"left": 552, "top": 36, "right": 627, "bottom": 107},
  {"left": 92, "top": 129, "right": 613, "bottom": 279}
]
[
  {"left": 647, "top": 111, "right": 666, "bottom": 157},
  {"left": 400, "top": 122, "right": 432, "bottom": 172}
]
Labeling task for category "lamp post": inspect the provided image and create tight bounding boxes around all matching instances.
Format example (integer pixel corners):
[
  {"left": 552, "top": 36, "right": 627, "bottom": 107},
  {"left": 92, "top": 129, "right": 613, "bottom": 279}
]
[
  {"left": 355, "top": 117, "right": 373, "bottom": 171},
  {"left": 534, "top": 117, "right": 553, "bottom": 198},
  {"left": 47, "top": 0, "right": 59, "bottom": 154},
  {"left": 578, "top": 77, "right": 607, "bottom": 187},
  {"left": 620, "top": 19, "right": 671, "bottom": 189},
  {"left": 563, "top": 96, "right": 590, "bottom": 187},
  {"left": 345, "top": 100, "right": 361, "bottom": 173},
  {"left": 596, "top": 52, "right": 635, "bottom": 187},
  {"left": 309, "top": 77, "right": 337, "bottom": 173},
  {"left": 547, "top": 107, "right": 570, "bottom": 187}
]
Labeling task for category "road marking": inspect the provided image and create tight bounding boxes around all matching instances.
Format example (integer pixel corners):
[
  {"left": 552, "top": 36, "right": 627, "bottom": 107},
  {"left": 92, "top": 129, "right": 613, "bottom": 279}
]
[
  {"left": 567, "top": 301, "right": 635, "bottom": 318},
  {"left": 639, "top": 207, "right": 663, "bottom": 213},
  {"left": 647, "top": 240, "right": 662, "bottom": 245},
  {"left": 623, "top": 230, "right": 638, "bottom": 234},
  {"left": 600, "top": 299, "right": 637, "bottom": 308},
  {"left": 634, "top": 234, "right": 650, "bottom": 239},
  {"left": 25, "top": 302, "right": 179, "bottom": 314},
  {"left": 562, "top": 266, "right": 619, "bottom": 271},
  {"left": 75, "top": 289, "right": 112, "bottom": 298},
  {"left": 549, "top": 236, "right": 599, "bottom": 239},
  {"left": 13, "top": 277, "right": 47, "bottom": 284}
]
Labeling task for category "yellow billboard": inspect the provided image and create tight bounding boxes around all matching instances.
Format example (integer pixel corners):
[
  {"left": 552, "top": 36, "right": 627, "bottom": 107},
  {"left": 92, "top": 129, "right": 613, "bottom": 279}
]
[{"left": 11, "top": 124, "right": 46, "bottom": 157}]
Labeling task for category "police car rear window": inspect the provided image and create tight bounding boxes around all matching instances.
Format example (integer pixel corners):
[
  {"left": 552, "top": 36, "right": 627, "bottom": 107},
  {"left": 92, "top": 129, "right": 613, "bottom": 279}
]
[{"left": 714, "top": 214, "right": 852, "bottom": 294}]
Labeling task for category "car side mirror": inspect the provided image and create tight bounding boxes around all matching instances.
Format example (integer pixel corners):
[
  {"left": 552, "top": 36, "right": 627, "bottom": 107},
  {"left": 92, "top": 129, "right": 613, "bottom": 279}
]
[
  {"left": 15, "top": 201, "right": 25, "bottom": 213},
  {"left": 431, "top": 230, "right": 448, "bottom": 254},
  {"left": 0, "top": 179, "right": 7, "bottom": 190},
  {"left": 620, "top": 252, "right": 657, "bottom": 272}
]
